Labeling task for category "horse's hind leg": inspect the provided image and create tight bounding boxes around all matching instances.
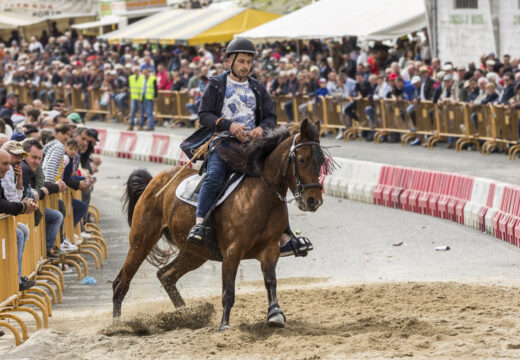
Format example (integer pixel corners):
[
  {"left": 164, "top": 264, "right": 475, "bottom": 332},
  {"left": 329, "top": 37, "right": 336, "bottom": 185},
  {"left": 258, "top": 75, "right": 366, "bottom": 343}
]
[
  {"left": 113, "top": 217, "right": 163, "bottom": 318},
  {"left": 157, "top": 250, "right": 207, "bottom": 308},
  {"left": 259, "top": 245, "right": 285, "bottom": 327}
]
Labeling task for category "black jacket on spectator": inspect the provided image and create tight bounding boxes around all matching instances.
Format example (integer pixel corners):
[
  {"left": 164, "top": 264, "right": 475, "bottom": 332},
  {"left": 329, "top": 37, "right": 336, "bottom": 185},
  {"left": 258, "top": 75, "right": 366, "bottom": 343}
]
[
  {"left": 421, "top": 77, "right": 435, "bottom": 100},
  {"left": 499, "top": 85, "right": 515, "bottom": 104},
  {"left": 481, "top": 92, "right": 499, "bottom": 105},
  {"left": 432, "top": 85, "right": 442, "bottom": 104},
  {"left": 0, "top": 182, "right": 24, "bottom": 215},
  {"left": 465, "top": 88, "right": 480, "bottom": 103},
  {"left": 340, "top": 60, "right": 356, "bottom": 79},
  {"left": 62, "top": 156, "right": 82, "bottom": 190},
  {"left": 356, "top": 80, "right": 373, "bottom": 98},
  {"left": 21, "top": 161, "right": 59, "bottom": 200}
]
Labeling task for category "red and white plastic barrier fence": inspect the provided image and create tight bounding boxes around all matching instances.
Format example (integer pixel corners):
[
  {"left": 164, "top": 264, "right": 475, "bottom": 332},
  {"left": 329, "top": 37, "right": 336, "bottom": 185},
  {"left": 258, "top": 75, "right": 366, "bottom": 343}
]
[{"left": 94, "top": 128, "right": 520, "bottom": 249}]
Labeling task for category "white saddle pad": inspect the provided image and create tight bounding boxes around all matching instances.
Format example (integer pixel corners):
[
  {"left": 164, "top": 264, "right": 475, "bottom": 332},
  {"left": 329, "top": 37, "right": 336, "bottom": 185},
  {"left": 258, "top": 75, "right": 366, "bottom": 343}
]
[{"left": 175, "top": 173, "right": 245, "bottom": 207}]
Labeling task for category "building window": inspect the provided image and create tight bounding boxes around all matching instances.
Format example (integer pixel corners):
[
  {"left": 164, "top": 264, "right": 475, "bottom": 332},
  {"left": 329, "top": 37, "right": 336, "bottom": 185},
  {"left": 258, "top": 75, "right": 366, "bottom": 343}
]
[{"left": 454, "top": 0, "right": 478, "bottom": 9}]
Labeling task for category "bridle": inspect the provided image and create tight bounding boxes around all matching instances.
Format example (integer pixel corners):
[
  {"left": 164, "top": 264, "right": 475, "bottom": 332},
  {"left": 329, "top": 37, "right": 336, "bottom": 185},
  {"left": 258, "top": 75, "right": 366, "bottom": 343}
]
[{"left": 261, "top": 134, "right": 323, "bottom": 203}]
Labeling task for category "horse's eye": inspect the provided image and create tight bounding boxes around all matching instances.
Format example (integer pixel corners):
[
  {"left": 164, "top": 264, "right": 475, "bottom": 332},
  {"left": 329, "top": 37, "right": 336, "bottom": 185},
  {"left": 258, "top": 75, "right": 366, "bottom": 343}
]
[{"left": 298, "top": 157, "right": 305, "bottom": 164}]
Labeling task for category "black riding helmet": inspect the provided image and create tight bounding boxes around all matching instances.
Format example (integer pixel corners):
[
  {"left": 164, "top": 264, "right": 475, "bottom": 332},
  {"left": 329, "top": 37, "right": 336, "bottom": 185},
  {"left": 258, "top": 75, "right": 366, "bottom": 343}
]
[
  {"left": 226, "top": 38, "right": 257, "bottom": 79},
  {"left": 225, "top": 38, "right": 257, "bottom": 57}
]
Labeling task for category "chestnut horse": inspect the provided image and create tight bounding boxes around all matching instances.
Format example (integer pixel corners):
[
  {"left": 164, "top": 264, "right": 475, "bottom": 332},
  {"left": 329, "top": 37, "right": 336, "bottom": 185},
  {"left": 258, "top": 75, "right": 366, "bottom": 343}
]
[{"left": 113, "top": 119, "right": 329, "bottom": 331}]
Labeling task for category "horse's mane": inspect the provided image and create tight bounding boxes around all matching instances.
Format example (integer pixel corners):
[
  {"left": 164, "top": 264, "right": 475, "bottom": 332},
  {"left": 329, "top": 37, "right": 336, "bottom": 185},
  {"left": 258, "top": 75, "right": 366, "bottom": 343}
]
[{"left": 217, "top": 127, "right": 291, "bottom": 176}]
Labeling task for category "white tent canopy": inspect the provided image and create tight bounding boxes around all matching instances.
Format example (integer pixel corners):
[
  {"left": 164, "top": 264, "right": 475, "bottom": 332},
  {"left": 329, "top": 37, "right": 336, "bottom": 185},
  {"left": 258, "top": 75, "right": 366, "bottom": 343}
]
[
  {"left": 72, "top": 16, "right": 124, "bottom": 30},
  {"left": 0, "top": 11, "right": 45, "bottom": 29},
  {"left": 238, "top": 0, "right": 426, "bottom": 41}
]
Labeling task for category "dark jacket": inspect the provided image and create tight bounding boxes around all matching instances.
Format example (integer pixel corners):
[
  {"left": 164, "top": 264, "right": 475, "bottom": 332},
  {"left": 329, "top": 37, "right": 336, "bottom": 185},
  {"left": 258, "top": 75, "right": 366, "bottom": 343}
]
[
  {"left": 499, "top": 85, "right": 515, "bottom": 104},
  {"left": 355, "top": 80, "right": 373, "bottom": 98},
  {"left": 0, "top": 182, "right": 24, "bottom": 215},
  {"left": 62, "top": 155, "right": 81, "bottom": 190},
  {"left": 420, "top": 76, "right": 435, "bottom": 101},
  {"left": 21, "top": 161, "right": 59, "bottom": 200},
  {"left": 198, "top": 71, "right": 276, "bottom": 133}
]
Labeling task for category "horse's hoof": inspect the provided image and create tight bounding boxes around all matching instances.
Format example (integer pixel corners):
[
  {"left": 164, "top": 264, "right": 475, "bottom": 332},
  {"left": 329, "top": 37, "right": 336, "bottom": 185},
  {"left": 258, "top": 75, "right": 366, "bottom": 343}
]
[
  {"left": 267, "top": 313, "right": 285, "bottom": 327},
  {"left": 218, "top": 324, "right": 230, "bottom": 332}
]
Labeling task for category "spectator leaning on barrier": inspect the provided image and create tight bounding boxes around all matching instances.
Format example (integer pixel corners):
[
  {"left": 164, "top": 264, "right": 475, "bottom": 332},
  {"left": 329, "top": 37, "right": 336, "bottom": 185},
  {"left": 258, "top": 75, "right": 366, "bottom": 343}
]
[
  {"left": 0, "top": 146, "right": 37, "bottom": 291},
  {"left": 21, "top": 138, "right": 65, "bottom": 259},
  {"left": 42, "top": 124, "right": 69, "bottom": 182}
]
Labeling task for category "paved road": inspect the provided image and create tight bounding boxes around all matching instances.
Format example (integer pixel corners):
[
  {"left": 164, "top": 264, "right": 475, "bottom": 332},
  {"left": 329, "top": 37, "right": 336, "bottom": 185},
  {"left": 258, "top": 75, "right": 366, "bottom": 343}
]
[{"left": 51, "top": 153, "right": 520, "bottom": 316}]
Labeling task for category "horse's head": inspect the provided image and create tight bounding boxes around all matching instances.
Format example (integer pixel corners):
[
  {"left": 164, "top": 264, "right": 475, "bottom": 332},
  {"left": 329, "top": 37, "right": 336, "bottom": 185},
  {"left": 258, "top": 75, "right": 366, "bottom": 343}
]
[{"left": 284, "top": 119, "right": 325, "bottom": 212}]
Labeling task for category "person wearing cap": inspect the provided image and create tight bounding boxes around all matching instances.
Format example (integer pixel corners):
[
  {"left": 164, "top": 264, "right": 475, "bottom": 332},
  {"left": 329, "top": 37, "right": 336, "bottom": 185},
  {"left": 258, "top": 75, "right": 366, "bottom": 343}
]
[
  {"left": 67, "top": 112, "right": 83, "bottom": 126},
  {"left": 498, "top": 72, "right": 515, "bottom": 105},
  {"left": 183, "top": 38, "right": 312, "bottom": 257},
  {"left": 419, "top": 66, "right": 435, "bottom": 101},
  {"left": 0, "top": 148, "right": 37, "bottom": 291},
  {"left": 138, "top": 67, "right": 158, "bottom": 131},
  {"left": 127, "top": 66, "right": 143, "bottom": 131}
]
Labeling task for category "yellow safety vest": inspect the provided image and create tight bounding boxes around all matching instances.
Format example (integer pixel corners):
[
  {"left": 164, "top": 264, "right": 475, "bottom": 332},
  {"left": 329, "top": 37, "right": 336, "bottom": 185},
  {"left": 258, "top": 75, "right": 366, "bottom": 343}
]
[
  {"left": 129, "top": 74, "right": 144, "bottom": 101},
  {"left": 144, "top": 75, "right": 156, "bottom": 100}
]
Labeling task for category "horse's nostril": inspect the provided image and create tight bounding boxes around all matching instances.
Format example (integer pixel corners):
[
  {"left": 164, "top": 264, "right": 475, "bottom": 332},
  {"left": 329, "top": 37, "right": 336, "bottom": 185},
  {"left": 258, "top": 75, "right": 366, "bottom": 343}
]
[{"left": 308, "top": 197, "right": 318, "bottom": 209}]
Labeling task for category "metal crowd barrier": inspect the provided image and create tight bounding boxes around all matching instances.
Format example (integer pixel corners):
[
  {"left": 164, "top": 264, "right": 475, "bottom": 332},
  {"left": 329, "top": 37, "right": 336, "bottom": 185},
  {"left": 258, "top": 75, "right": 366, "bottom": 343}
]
[
  {"left": 0, "top": 191, "right": 107, "bottom": 346},
  {"left": 2, "top": 82, "right": 519, "bottom": 158},
  {"left": 316, "top": 96, "right": 519, "bottom": 159}
]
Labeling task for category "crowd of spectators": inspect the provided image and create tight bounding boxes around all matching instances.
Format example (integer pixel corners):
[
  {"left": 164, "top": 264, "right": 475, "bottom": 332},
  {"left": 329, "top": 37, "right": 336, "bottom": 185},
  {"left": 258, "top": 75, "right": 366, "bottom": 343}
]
[{"left": 0, "top": 28, "right": 519, "bottom": 140}]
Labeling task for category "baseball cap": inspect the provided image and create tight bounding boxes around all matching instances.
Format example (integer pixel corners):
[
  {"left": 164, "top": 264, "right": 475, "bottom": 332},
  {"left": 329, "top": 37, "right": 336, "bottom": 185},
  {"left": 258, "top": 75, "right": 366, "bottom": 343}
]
[
  {"left": 443, "top": 74, "right": 453, "bottom": 81},
  {"left": 89, "top": 129, "right": 99, "bottom": 142},
  {"left": 318, "top": 78, "right": 327, "bottom": 84},
  {"left": 67, "top": 112, "right": 82, "bottom": 124},
  {"left": 6, "top": 92, "right": 18, "bottom": 99},
  {"left": 419, "top": 66, "right": 429, "bottom": 73},
  {"left": 1, "top": 140, "right": 28, "bottom": 157},
  {"left": 411, "top": 76, "right": 421, "bottom": 84},
  {"left": 389, "top": 73, "right": 398, "bottom": 81},
  {"left": 10, "top": 132, "right": 26, "bottom": 141}
]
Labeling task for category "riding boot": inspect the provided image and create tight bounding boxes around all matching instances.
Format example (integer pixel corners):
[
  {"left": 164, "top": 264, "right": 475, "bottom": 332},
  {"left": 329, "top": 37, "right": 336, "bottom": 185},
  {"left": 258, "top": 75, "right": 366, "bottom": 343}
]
[
  {"left": 187, "top": 223, "right": 209, "bottom": 245},
  {"left": 280, "top": 224, "right": 314, "bottom": 257}
]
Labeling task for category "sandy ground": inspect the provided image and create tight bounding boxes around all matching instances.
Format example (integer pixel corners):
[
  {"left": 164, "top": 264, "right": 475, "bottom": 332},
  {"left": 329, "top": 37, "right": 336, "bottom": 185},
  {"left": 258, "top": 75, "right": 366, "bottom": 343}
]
[
  {"left": 4, "top": 279, "right": 520, "bottom": 360},
  {"left": 3, "top": 142, "right": 520, "bottom": 359}
]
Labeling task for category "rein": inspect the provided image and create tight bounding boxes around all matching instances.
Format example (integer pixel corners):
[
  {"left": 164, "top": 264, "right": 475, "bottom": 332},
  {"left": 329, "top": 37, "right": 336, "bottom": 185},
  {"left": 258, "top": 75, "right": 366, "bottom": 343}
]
[{"left": 261, "top": 134, "right": 323, "bottom": 204}]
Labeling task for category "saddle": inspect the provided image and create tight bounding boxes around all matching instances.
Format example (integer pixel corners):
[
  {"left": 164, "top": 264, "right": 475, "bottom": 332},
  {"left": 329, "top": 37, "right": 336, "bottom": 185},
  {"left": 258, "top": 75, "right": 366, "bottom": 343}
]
[
  {"left": 176, "top": 173, "right": 245, "bottom": 207},
  {"left": 176, "top": 172, "right": 245, "bottom": 261}
]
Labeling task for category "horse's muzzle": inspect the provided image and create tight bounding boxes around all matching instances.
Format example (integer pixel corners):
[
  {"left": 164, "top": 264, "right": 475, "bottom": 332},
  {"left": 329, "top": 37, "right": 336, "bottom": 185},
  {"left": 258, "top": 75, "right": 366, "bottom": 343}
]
[{"left": 306, "top": 197, "right": 322, "bottom": 212}]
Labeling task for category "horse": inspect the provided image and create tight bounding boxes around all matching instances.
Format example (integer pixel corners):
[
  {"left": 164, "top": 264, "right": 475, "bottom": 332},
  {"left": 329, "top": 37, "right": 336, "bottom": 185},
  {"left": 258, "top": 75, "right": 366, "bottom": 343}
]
[{"left": 113, "top": 119, "right": 330, "bottom": 331}]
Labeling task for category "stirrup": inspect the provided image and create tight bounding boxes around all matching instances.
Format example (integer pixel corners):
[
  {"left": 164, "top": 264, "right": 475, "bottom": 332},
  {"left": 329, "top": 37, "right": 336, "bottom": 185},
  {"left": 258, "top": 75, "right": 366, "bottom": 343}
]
[{"left": 187, "top": 224, "right": 208, "bottom": 246}]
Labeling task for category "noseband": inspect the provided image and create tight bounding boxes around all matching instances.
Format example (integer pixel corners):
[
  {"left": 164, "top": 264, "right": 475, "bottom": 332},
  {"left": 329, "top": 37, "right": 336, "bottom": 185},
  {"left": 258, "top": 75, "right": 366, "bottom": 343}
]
[{"left": 262, "top": 134, "right": 323, "bottom": 203}]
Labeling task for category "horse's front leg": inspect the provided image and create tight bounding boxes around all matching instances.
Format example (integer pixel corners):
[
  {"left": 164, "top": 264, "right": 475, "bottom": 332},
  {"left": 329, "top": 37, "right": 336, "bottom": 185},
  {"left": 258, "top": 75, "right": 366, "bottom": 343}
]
[
  {"left": 260, "top": 244, "right": 285, "bottom": 327},
  {"left": 219, "top": 255, "right": 240, "bottom": 332}
]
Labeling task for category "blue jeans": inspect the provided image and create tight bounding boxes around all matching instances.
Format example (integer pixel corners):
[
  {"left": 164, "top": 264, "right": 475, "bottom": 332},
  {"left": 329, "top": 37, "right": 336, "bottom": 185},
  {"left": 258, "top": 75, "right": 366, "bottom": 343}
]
[
  {"left": 365, "top": 106, "right": 375, "bottom": 127},
  {"left": 129, "top": 99, "right": 140, "bottom": 125},
  {"left": 72, "top": 199, "right": 88, "bottom": 227},
  {"left": 45, "top": 208, "right": 63, "bottom": 252},
  {"left": 196, "top": 149, "right": 229, "bottom": 219},
  {"left": 343, "top": 101, "right": 357, "bottom": 120},
  {"left": 406, "top": 104, "right": 417, "bottom": 129},
  {"left": 114, "top": 92, "right": 128, "bottom": 113},
  {"left": 284, "top": 100, "right": 294, "bottom": 122},
  {"left": 17, "top": 223, "right": 30, "bottom": 283},
  {"left": 140, "top": 99, "right": 155, "bottom": 129}
]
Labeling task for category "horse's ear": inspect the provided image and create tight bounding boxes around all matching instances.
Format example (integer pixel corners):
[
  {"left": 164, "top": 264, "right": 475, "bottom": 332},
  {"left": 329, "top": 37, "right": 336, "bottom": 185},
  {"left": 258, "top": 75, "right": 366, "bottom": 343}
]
[{"left": 300, "top": 118, "right": 318, "bottom": 142}]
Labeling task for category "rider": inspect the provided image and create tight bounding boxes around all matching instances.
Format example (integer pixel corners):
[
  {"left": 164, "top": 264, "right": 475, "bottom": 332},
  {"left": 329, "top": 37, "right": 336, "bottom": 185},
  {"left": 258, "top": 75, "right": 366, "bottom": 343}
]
[{"left": 186, "top": 37, "right": 313, "bottom": 257}]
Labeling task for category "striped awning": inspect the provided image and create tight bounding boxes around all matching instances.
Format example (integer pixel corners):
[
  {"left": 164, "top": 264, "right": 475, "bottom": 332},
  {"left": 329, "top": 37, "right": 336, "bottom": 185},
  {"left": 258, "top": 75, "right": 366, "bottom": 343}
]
[{"left": 100, "top": 7, "right": 280, "bottom": 46}]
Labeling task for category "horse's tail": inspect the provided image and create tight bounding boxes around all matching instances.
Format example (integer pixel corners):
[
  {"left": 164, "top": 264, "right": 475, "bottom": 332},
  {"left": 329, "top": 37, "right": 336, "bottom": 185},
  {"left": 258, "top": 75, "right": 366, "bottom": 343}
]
[{"left": 122, "top": 168, "right": 153, "bottom": 227}]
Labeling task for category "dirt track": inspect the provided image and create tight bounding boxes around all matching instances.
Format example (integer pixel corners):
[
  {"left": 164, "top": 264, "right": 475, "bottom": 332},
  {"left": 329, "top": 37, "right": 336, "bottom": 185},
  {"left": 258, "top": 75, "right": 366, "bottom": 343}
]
[{"left": 6, "top": 279, "right": 520, "bottom": 360}]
